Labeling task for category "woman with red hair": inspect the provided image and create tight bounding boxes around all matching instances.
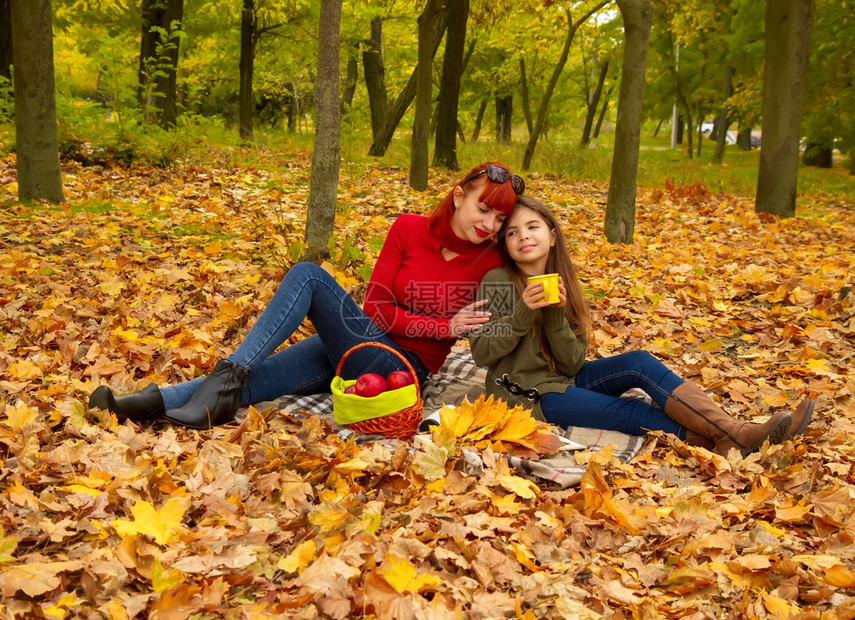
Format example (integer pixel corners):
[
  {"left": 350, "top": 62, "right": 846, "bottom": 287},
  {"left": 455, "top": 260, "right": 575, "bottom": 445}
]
[{"left": 90, "top": 163, "right": 524, "bottom": 429}]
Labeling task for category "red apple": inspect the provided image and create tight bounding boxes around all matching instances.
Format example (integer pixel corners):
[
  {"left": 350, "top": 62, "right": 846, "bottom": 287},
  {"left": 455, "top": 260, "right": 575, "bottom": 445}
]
[
  {"left": 387, "top": 370, "right": 415, "bottom": 390},
  {"left": 344, "top": 384, "right": 358, "bottom": 394},
  {"left": 354, "top": 373, "right": 387, "bottom": 397}
]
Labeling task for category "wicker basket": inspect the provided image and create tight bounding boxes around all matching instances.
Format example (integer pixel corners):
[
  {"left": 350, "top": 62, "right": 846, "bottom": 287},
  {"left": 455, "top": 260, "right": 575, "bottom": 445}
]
[{"left": 332, "top": 342, "right": 424, "bottom": 440}]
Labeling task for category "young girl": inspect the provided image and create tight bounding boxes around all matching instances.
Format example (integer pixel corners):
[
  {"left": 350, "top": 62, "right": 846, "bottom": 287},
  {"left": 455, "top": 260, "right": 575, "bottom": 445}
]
[
  {"left": 90, "top": 162, "right": 525, "bottom": 429},
  {"left": 468, "top": 195, "right": 815, "bottom": 456}
]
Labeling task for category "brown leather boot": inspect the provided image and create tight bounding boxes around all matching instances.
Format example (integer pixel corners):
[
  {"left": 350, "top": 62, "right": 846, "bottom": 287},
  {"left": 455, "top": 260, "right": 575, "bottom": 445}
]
[
  {"left": 664, "top": 382, "right": 791, "bottom": 457},
  {"left": 786, "top": 399, "right": 815, "bottom": 439},
  {"left": 684, "top": 431, "right": 715, "bottom": 451}
]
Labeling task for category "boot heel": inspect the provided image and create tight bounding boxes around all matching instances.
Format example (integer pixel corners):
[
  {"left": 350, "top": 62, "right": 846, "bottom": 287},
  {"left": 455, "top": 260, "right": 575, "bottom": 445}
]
[{"left": 764, "top": 415, "right": 792, "bottom": 446}]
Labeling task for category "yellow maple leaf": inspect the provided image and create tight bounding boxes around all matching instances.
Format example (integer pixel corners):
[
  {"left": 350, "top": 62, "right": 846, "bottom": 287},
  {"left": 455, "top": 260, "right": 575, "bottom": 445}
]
[
  {"left": 42, "top": 592, "right": 80, "bottom": 620},
  {"left": 378, "top": 554, "right": 442, "bottom": 594},
  {"left": 112, "top": 327, "right": 141, "bottom": 343},
  {"left": 61, "top": 485, "right": 103, "bottom": 498},
  {"left": 494, "top": 473, "right": 539, "bottom": 499},
  {"left": 510, "top": 540, "right": 541, "bottom": 572},
  {"left": 412, "top": 440, "right": 450, "bottom": 481},
  {"left": 0, "top": 525, "right": 18, "bottom": 563},
  {"left": 805, "top": 358, "right": 829, "bottom": 371},
  {"left": 308, "top": 501, "right": 351, "bottom": 534},
  {"left": 332, "top": 456, "right": 372, "bottom": 476},
  {"left": 98, "top": 279, "right": 125, "bottom": 297},
  {"left": 490, "top": 409, "right": 538, "bottom": 445},
  {"left": 278, "top": 540, "right": 317, "bottom": 574},
  {"left": 774, "top": 500, "right": 812, "bottom": 523},
  {"left": 462, "top": 397, "right": 508, "bottom": 441},
  {"left": 151, "top": 556, "right": 184, "bottom": 593},
  {"left": 439, "top": 402, "right": 477, "bottom": 438},
  {"left": 2, "top": 401, "right": 39, "bottom": 431},
  {"left": 439, "top": 396, "right": 562, "bottom": 457},
  {"left": 7, "top": 361, "right": 42, "bottom": 381},
  {"left": 757, "top": 520, "right": 786, "bottom": 537},
  {"left": 760, "top": 591, "right": 800, "bottom": 619},
  {"left": 112, "top": 496, "right": 190, "bottom": 545},
  {"left": 821, "top": 563, "right": 855, "bottom": 588}
]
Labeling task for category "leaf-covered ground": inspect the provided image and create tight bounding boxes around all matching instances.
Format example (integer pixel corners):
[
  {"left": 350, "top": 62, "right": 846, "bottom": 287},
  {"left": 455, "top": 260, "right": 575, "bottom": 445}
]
[{"left": 1, "top": 151, "right": 854, "bottom": 619}]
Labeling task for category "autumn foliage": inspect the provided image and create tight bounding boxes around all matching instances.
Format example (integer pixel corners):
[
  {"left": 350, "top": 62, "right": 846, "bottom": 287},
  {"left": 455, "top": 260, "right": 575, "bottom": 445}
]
[{"left": 1, "top": 152, "right": 854, "bottom": 618}]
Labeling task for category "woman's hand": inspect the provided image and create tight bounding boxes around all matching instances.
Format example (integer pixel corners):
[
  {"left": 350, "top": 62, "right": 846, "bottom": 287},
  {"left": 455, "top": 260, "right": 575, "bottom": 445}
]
[
  {"left": 450, "top": 299, "right": 491, "bottom": 337},
  {"left": 556, "top": 277, "right": 567, "bottom": 307}
]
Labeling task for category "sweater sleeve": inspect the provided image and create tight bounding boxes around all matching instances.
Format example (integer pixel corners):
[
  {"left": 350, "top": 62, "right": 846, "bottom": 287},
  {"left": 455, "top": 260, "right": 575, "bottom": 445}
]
[
  {"left": 541, "top": 306, "right": 587, "bottom": 378},
  {"left": 363, "top": 217, "right": 452, "bottom": 340},
  {"left": 469, "top": 269, "right": 537, "bottom": 367}
]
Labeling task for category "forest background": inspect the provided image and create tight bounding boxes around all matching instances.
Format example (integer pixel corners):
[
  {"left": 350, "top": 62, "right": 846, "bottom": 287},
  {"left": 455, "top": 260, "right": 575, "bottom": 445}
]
[{"left": 1, "top": 0, "right": 855, "bottom": 618}]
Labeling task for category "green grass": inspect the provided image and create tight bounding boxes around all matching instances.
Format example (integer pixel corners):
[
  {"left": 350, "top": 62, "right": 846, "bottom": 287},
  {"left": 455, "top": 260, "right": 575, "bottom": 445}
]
[
  {"left": 318, "top": 122, "right": 855, "bottom": 204},
  {"left": 70, "top": 200, "right": 117, "bottom": 215},
  {"left": 3, "top": 114, "right": 853, "bottom": 207}
]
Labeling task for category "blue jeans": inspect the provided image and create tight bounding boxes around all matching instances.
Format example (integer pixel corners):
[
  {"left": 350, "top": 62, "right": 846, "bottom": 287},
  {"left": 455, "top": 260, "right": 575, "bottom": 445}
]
[
  {"left": 539, "top": 351, "right": 686, "bottom": 438},
  {"left": 159, "top": 262, "right": 429, "bottom": 409}
]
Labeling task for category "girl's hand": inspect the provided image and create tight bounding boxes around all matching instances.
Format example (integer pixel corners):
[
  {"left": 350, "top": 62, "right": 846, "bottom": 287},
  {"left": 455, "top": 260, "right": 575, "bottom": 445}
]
[
  {"left": 521, "top": 282, "right": 555, "bottom": 310},
  {"left": 556, "top": 277, "right": 567, "bottom": 307},
  {"left": 450, "top": 299, "right": 491, "bottom": 336}
]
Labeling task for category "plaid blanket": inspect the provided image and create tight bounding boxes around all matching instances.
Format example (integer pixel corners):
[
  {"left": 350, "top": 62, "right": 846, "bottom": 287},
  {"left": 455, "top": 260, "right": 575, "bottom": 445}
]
[{"left": 255, "top": 347, "right": 645, "bottom": 489}]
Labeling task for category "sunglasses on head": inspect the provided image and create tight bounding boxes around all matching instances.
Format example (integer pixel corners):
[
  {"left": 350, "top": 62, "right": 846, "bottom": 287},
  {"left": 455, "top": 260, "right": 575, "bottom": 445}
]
[{"left": 462, "top": 165, "right": 525, "bottom": 196}]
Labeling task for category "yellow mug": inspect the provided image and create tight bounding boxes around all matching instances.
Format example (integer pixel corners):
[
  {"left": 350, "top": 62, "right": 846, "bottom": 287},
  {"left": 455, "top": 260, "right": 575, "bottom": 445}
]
[{"left": 527, "top": 273, "right": 560, "bottom": 304}]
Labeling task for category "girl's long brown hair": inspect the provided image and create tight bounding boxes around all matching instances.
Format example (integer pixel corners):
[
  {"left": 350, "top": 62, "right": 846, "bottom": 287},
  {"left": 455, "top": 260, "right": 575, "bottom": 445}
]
[{"left": 497, "top": 195, "right": 591, "bottom": 369}]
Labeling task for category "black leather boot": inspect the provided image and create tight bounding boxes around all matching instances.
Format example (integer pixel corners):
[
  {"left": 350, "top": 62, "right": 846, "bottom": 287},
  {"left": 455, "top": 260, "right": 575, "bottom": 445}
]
[
  {"left": 89, "top": 384, "right": 164, "bottom": 423},
  {"left": 163, "top": 360, "right": 249, "bottom": 430}
]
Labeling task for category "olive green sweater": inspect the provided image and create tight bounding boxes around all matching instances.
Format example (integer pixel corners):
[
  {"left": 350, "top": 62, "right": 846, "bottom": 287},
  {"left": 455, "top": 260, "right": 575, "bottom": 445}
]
[{"left": 468, "top": 267, "right": 588, "bottom": 421}]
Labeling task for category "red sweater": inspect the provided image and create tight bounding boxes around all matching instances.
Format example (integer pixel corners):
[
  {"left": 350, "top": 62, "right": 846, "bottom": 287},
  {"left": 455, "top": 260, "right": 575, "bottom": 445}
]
[{"left": 363, "top": 214, "right": 502, "bottom": 373}]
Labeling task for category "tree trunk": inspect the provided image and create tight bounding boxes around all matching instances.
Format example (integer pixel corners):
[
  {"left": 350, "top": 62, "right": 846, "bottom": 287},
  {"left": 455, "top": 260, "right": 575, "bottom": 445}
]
[
  {"left": 604, "top": 0, "right": 653, "bottom": 244},
  {"left": 1, "top": 0, "right": 12, "bottom": 80},
  {"left": 696, "top": 125, "right": 703, "bottom": 159},
  {"left": 471, "top": 100, "right": 486, "bottom": 141},
  {"left": 433, "top": 0, "right": 469, "bottom": 171},
  {"left": 520, "top": 58, "right": 533, "bottom": 136},
  {"left": 495, "top": 95, "right": 512, "bottom": 143},
  {"left": 673, "top": 113, "right": 683, "bottom": 144},
  {"left": 340, "top": 47, "right": 358, "bottom": 116},
  {"left": 682, "top": 98, "right": 694, "bottom": 158},
  {"left": 302, "top": 0, "right": 341, "bottom": 262},
  {"left": 238, "top": 0, "right": 255, "bottom": 140},
  {"left": 10, "top": 0, "right": 64, "bottom": 203},
  {"left": 755, "top": 0, "right": 814, "bottom": 217},
  {"left": 593, "top": 85, "right": 612, "bottom": 137},
  {"left": 409, "top": 0, "right": 443, "bottom": 190},
  {"left": 156, "top": 0, "right": 183, "bottom": 128},
  {"left": 137, "top": 0, "right": 184, "bottom": 128},
  {"left": 362, "top": 16, "right": 387, "bottom": 141},
  {"left": 456, "top": 119, "right": 466, "bottom": 143},
  {"left": 712, "top": 63, "right": 733, "bottom": 164},
  {"left": 694, "top": 46, "right": 709, "bottom": 159},
  {"left": 522, "top": 1, "right": 609, "bottom": 170},
  {"left": 137, "top": 0, "right": 157, "bottom": 112},
  {"left": 802, "top": 142, "right": 832, "bottom": 167},
  {"left": 581, "top": 59, "right": 608, "bottom": 145},
  {"left": 737, "top": 126, "right": 751, "bottom": 150},
  {"left": 369, "top": 10, "right": 447, "bottom": 158},
  {"left": 286, "top": 82, "right": 299, "bottom": 132}
]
